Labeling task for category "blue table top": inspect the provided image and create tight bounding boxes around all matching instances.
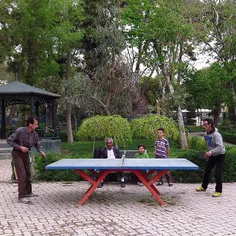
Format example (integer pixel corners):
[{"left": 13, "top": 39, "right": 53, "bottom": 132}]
[{"left": 45, "top": 158, "right": 199, "bottom": 170}]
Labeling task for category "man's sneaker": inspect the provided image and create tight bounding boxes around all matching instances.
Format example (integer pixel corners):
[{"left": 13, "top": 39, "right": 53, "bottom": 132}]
[
  {"left": 196, "top": 186, "right": 206, "bottom": 191},
  {"left": 212, "top": 192, "right": 222, "bottom": 197},
  {"left": 25, "top": 193, "right": 38, "bottom": 198},
  {"left": 156, "top": 181, "right": 164, "bottom": 186},
  {"left": 137, "top": 182, "right": 143, "bottom": 186},
  {"left": 97, "top": 182, "right": 104, "bottom": 188},
  {"left": 121, "top": 181, "right": 125, "bottom": 187},
  {"left": 18, "top": 198, "right": 31, "bottom": 204},
  {"left": 168, "top": 183, "right": 173, "bottom": 187}
]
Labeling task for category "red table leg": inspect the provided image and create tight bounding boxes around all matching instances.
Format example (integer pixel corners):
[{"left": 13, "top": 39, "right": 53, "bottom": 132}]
[
  {"left": 131, "top": 169, "right": 169, "bottom": 206},
  {"left": 75, "top": 169, "right": 111, "bottom": 206},
  {"left": 74, "top": 169, "right": 169, "bottom": 206}
]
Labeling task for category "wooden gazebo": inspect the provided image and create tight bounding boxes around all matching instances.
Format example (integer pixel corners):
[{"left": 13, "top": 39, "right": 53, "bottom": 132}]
[{"left": 0, "top": 81, "right": 61, "bottom": 138}]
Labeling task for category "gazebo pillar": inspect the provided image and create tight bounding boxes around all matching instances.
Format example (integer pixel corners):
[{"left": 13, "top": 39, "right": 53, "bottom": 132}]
[
  {"left": 30, "top": 97, "right": 36, "bottom": 116},
  {"left": 1, "top": 101, "right": 6, "bottom": 139},
  {"left": 35, "top": 103, "right": 40, "bottom": 126},
  {"left": 35, "top": 103, "right": 39, "bottom": 118},
  {"left": 52, "top": 102, "right": 57, "bottom": 129}
]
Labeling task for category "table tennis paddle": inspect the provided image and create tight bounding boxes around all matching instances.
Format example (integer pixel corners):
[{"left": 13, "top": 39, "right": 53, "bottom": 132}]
[{"left": 198, "top": 151, "right": 206, "bottom": 159}]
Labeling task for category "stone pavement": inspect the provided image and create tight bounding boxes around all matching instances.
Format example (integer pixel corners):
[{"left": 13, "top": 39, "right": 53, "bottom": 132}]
[{"left": 0, "top": 159, "right": 236, "bottom": 236}]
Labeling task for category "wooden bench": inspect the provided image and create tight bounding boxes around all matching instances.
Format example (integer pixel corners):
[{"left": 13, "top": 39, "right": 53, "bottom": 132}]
[
  {"left": 120, "top": 150, "right": 148, "bottom": 158},
  {"left": 120, "top": 150, "right": 148, "bottom": 182},
  {"left": 120, "top": 150, "right": 137, "bottom": 158},
  {"left": 93, "top": 148, "right": 147, "bottom": 182},
  {"left": 93, "top": 149, "right": 147, "bottom": 159}
]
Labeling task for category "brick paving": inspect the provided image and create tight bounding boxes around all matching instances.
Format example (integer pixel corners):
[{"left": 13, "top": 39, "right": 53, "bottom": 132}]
[{"left": 0, "top": 159, "right": 236, "bottom": 236}]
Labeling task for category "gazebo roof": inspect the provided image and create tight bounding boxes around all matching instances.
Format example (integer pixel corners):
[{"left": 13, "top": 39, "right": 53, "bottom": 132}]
[
  {"left": 0, "top": 81, "right": 61, "bottom": 138},
  {"left": 0, "top": 81, "right": 61, "bottom": 98}
]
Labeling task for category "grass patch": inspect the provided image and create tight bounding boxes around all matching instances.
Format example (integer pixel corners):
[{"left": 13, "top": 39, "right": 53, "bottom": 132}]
[
  {"left": 138, "top": 195, "right": 180, "bottom": 206},
  {"left": 138, "top": 197, "right": 159, "bottom": 206}
]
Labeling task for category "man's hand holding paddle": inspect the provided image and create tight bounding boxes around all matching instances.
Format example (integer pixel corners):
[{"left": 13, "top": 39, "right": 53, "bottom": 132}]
[{"left": 198, "top": 151, "right": 209, "bottom": 159}]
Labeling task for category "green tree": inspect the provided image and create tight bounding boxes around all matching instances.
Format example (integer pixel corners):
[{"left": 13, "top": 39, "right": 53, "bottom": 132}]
[
  {"left": 0, "top": 0, "right": 84, "bottom": 143},
  {"left": 186, "top": 63, "right": 231, "bottom": 126},
  {"left": 0, "top": 0, "right": 59, "bottom": 83},
  {"left": 190, "top": 0, "right": 236, "bottom": 123},
  {"left": 77, "top": 115, "right": 132, "bottom": 150},
  {"left": 122, "top": 0, "right": 195, "bottom": 148},
  {"left": 130, "top": 114, "right": 179, "bottom": 141},
  {"left": 80, "top": 0, "right": 138, "bottom": 116},
  {"left": 51, "top": 0, "right": 84, "bottom": 143}
]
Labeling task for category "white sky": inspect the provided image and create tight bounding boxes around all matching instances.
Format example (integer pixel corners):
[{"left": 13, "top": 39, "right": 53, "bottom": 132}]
[
  {"left": 190, "top": 52, "right": 216, "bottom": 70},
  {"left": 189, "top": 42, "right": 217, "bottom": 70}
]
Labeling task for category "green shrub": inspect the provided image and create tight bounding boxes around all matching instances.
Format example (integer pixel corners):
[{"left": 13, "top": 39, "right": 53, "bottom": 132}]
[
  {"left": 171, "top": 150, "right": 205, "bottom": 183},
  {"left": 171, "top": 147, "right": 236, "bottom": 183},
  {"left": 130, "top": 114, "right": 179, "bottom": 141},
  {"left": 222, "top": 146, "right": 236, "bottom": 182},
  {"left": 59, "top": 130, "right": 67, "bottom": 142},
  {"left": 221, "top": 131, "right": 236, "bottom": 144},
  {"left": 186, "top": 125, "right": 203, "bottom": 132},
  {"left": 33, "top": 140, "right": 236, "bottom": 183},
  {"left": 219, "top": 119, "right": 232, "bottom": 130},
  {"left": 187, "top": 136, "right": 206, "bottom": 151},
  {"left": 34, "top": 153, "right": 81, "bottom": 181},
  {"left": 77, "top": 115, "right": 132, "bottom": 148},
  {"left": 59, "top": 130, "right": 79, "bottom": 142}
]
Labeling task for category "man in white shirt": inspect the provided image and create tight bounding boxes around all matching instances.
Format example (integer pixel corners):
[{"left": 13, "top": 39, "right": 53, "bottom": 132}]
[{"left": 99, "top": 138, "right": 125, "bottom": 187}]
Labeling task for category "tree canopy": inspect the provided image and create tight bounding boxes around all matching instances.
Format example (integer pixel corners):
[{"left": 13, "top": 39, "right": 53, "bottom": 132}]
[
  {"left": 1, "top": 0, "right": 236, "bottom": 143},
  {"left": 130, "top": 114, "right": 179, "bottom": 141},
  {"left": 77, "top": 115, "right": 132, "bottom": 149}
]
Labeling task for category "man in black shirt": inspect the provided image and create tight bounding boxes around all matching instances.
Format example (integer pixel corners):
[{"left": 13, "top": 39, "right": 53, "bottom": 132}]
[{"left": 7, "top": 116, "right": 46, "bottom": 204}]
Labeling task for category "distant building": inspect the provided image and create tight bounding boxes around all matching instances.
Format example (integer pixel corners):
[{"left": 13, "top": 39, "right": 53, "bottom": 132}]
[{"left": 182, "top": 109, "right": 224, "bottom": 126}]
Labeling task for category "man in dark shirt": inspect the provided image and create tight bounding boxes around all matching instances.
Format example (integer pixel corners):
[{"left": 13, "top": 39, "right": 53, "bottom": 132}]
[
  {"left": 7, "top": 116, "right": 46, "bottom": 204},
  {"left": 98, "top": 138, "right": 125, "bottom": 187}
]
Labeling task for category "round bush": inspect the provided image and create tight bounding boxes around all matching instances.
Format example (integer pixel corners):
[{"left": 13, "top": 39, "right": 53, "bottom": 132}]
[{"left": 130, "top": 114, "right": 179, "bottom": 141}]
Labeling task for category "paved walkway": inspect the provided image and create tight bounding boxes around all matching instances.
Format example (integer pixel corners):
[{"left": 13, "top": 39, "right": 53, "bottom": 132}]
[{"left": 0, "top": 159, "right": 236, "bottom": 236}]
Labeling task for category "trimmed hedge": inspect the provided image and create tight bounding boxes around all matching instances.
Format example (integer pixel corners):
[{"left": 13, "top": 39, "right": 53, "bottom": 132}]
[
  {"left": 171, "top": 147, "right": 236, "bottom": 183},
  {"left": 220, "top": 131, "right": 236, "bottom": 145},
  {"left": 130, "top": 114, "right": 179, "bottom": 141},
  {"left": 187, "top": 136, "right": 206, "bottom": 151},
  {"left": 34, "top": 153, "right": 81, "bottom": 181},
  {"left": 34, "top": 147, "right": 236, "bottom": 183},
  {"left": 76, "top": 115, "right": 132, "bottom": 147}
]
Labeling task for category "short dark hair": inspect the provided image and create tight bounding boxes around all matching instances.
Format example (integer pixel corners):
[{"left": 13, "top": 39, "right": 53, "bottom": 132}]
[
  {"left": 203, "top": 118, "right": 214, "bottom": 127},
  {"left": 158, "top": 127, "right": 165, "bottom": 132},
  {"left": 138, "top": 144, "right": 146, "bottom": 149},
  {"left": 26, "top": 116, "right": 38, "bottom": 126}
]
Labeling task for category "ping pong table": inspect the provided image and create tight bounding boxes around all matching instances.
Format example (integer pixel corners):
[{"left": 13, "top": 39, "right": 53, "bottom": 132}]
[{"left": 45, "top": 158, "right": 199, "bottom": 206}]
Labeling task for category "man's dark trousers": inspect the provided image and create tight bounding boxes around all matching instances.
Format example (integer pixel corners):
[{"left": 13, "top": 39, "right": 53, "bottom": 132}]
[
  {"left": 12, "top": 149, "right": 32, "bottom": 199},
  {"left": 202, "top": 154, "right": 225, "bottom": 193}
]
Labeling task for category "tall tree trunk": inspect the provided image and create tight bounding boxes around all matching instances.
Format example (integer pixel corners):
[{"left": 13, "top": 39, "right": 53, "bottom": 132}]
[
  {"left": 66, "top": 52, "right": 74, "bottom": 144},
  {"left": 177, "top": 106, "right": 188, "bottom": 149},
  {"left": 71, "top": 113, "right": 77, "bottom": 130},
  {"left": 176, "top": 40, "right": 188, "bottom": 149},
  {"left": 214, "top": 99, "right": 222, "bottom": 127},
  {"left": 229, "top": 81, "right": 236, "bottom": 124},
  {"left": 26, "top": 38, "right": 36, "bottom": 84},
  {"left": 18, "top": 62, "right": 22, "bottom": 81},
  {"left": 104, "top": 91, "right": 112, "bottom": 116},
  {"left": 160, "top": 63, "right": 188, "bottom": 149}
]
